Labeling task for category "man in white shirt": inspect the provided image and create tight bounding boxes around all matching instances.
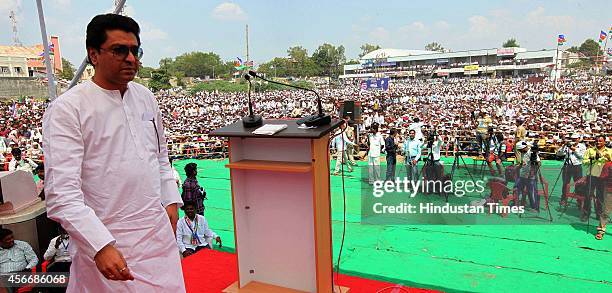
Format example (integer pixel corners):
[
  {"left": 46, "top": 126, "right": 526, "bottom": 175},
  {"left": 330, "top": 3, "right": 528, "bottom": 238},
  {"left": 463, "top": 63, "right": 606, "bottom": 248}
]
[
  {"left": 333, "top": 121, "right": 356, "bottom": 175},
  {"left": 408, "top": 117, "right": 424, "bottom": 142},
  {"left": 556, "top": 133, "right": 586, "bottom": 207},
  {"left": 0, "top": 228, "right": 38, "bottom": 273},
  {"left": 176, "top": 201, "right": 221, "bottom": 258},
  {"left": 366, "top": 124, "right": 385, "bottom": 184},
  {"left": 43, "top": 14, "right": 184, "bottom": 292},
  {"left": 44, "top": 227, "right": 72, "bottom": 273},
  {"left": 403, "top": 129, "right": 423, "bottom": 183},
  {"left": 8, "top": 147, "right": 38, "bottom": 174}
]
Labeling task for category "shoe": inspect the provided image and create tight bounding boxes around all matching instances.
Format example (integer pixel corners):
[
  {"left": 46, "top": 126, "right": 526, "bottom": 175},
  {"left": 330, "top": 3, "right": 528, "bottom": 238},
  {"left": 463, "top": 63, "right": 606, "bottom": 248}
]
[{"left": 332, "top": 172, "right": 339, "bottom": 176}]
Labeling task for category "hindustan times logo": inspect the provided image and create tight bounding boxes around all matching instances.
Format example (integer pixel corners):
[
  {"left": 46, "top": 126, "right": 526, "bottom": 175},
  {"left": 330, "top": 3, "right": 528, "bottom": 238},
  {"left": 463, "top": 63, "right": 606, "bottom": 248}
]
[{"left": 372, "top": 177, "right": 486, "bottom": 198}]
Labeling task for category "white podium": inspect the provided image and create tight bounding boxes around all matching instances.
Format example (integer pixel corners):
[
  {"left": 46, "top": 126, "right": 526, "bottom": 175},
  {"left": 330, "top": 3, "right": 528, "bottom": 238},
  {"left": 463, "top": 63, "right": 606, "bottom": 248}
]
[{"left": 211, "top": 120, "right": 348, "bottom": 293}]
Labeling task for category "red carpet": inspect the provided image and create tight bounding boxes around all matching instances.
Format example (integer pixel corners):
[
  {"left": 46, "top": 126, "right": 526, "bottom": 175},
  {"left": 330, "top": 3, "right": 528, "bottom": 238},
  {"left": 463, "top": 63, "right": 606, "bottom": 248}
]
[{"left": 181, "top": 249, "right": 439, "bottom": 292}]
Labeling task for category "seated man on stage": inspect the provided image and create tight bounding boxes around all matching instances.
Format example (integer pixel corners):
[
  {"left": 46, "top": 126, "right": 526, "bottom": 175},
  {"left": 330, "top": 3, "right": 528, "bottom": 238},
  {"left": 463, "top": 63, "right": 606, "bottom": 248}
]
[
  {"left": 0, "top": 228, "right": 38, "bottom": 273},
  {"left": 43, "top": 226, "right": 72, "bottom": 273},
  {"left": 176, "top": 201, "right": 222, "bottom": 258}
]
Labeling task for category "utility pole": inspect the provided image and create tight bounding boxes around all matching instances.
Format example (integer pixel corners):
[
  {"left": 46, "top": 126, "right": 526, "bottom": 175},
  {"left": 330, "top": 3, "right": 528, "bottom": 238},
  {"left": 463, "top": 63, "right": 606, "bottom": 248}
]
[
  {"left": 114, "top": 0, "right": 125, "bottom": 15},
  {"left": 246, "top": 24, "right": 250, "bottom": 65},
  {"left": 9, "top": 10, "right": 22, "bottom": 46}
]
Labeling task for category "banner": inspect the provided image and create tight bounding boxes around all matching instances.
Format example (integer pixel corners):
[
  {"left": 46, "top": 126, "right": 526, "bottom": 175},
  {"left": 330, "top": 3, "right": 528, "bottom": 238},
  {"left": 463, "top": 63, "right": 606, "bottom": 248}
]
[
  {"left": 365, "top": 78, "right": 389, "bottom": 91},
  {"left": 464, "top": 65, "right": 479, "bottom": 71},
  {"left": 436, "top": 59, "right": 449, "bottom": 64},
  {"left": 496, "top": 48, "right": 515, "bottom": 56}
]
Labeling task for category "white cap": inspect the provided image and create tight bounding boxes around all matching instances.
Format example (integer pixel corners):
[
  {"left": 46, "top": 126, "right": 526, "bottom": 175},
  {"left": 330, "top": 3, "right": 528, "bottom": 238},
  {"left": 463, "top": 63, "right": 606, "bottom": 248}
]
[{"left": 516, "top": 141, "right": 528, "bottom": 150}]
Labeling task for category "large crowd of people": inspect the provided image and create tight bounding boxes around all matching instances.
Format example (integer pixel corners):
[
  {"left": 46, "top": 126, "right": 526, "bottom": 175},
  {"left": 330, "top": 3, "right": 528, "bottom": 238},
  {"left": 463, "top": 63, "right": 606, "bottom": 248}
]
[{"left": 2, "top": 75, "right": 609, "bottom": 165}]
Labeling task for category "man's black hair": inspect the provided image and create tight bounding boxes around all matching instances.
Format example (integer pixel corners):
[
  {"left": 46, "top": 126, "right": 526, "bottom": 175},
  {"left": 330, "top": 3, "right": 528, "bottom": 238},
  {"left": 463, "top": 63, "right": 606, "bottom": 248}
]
[
  {"left": 35, "top": 162, "right": 44, "bottom": 172},
  {"left": 184, "top": 163, "right": 197, "bottom": 178},
  {"left": 181, "top": 200, "right": 196, "bottom": 211},
  {"left": 389, "top": 128, "right": 397, "bottom": 136},
  {"left": 86, "top": 13, "right": 141, "bottom": 61},
  {"left": 0, "top": 228, "right": 13, "bottom": 240},
  {"left": 10, "top": 147, "right": 21, "bottom": 156}
]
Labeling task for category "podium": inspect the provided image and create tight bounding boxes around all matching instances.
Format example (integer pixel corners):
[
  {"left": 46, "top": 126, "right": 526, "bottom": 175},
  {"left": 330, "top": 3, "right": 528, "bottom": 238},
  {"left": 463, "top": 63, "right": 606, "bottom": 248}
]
[{"left": 211, "top": 120, "right": 348, "bottom": 293}]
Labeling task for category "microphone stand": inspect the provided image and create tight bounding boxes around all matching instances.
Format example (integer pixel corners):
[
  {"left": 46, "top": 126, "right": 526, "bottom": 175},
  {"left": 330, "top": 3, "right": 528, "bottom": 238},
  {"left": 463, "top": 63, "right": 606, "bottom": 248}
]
[
  {"left": 249, "top": 71, "right": 331, "bottom": 127},
  {"left": 242, "top": 74, "right": 263, "bottom": 128}
]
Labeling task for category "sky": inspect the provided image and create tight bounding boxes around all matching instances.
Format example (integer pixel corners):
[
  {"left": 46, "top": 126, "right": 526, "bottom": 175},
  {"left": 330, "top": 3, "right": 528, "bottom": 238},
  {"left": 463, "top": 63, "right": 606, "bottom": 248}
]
[{"left": 1, "top": 0, "right": 610, "bottom": 68}]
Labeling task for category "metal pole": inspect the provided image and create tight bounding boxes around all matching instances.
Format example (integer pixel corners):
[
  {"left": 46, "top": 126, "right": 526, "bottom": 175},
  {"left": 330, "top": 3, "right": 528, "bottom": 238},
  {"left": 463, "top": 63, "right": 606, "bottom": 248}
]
[
  {"left": 67, "top": 0, "right": 127, "bottom": 92},
  {"left": 554, "top": 43, "right": 560, "bottom": 87},
  {"left": 36, "top": 0, "right": 57, "bottom": 100}
]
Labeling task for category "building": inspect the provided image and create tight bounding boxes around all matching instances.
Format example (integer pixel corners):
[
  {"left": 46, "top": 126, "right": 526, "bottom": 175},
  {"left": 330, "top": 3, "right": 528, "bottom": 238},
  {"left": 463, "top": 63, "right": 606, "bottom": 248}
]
[
  {"left": 342, "top": 47, "right": 577, "bottom": 79},
  {"left": 0, "top": 36, "right": 62, "bottom": 78}
]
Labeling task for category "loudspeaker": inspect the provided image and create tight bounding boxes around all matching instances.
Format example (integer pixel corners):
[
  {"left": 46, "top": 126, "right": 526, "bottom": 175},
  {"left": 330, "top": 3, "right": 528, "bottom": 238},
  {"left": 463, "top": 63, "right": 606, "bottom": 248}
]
[{"left": 339, "top": 101, "right": 362, "bottom": 123}]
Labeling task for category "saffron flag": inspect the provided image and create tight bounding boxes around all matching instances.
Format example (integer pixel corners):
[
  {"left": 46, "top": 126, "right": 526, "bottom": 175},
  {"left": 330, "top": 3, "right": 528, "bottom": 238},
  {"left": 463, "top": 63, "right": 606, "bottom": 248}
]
[{"left": 557, "top": 34, "right": 566, "bottom": 45}]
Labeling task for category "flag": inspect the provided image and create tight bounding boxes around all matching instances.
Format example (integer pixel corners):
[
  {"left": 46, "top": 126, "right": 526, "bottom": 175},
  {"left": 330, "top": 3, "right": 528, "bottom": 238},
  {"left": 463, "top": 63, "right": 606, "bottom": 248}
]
[
  {"left": 557, "top": 34, "right": 566, "bottom": 45},
  {"left": 38, "top": 43, "right": 55, "bottom": 57},
  {"left": 599, "top": 30, "right": 607, "bottom": 43},
  {"left": 234, "top": 57, "right": 245, "bottom": 70},
  {"left": 245, "top": 60, "right": 254, "bottom": 68},
  {"left": 608, "top": 47, "right": 612, "bottom": 57}
]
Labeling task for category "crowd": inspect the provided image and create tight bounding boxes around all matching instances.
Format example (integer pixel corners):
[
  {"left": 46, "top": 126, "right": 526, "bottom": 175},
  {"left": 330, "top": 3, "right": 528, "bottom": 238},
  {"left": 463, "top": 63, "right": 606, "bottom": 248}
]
[{"left": 1, "top": 76, "right": 610, "bottom": 166}]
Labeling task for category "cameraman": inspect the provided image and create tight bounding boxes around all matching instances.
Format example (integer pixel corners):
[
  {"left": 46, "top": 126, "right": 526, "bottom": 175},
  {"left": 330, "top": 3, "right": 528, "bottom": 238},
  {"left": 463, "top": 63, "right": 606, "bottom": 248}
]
[
  {"left": 556, "top": 133, "right": 586, "bottom": 207},
  {"left": 485, "top": 127, "right": 504, "bottom": 177},
  {"left": 423, "top": 130, "right": 444, "bottom": 187},
  {"left": 403, "top": 129, "right": 423, "bottom": 183},
  {"left": 516, "top": 141, "right": 541, "bottom": 212},
  {"left": 582, "top": 135, "right": 611, "bottom": 225}
]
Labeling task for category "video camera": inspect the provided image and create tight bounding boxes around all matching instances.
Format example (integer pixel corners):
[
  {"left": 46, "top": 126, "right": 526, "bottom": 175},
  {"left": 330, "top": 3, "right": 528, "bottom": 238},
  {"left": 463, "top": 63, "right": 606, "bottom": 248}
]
[{"left": 530, "top": 143, "right": 539, "bottom": 164}]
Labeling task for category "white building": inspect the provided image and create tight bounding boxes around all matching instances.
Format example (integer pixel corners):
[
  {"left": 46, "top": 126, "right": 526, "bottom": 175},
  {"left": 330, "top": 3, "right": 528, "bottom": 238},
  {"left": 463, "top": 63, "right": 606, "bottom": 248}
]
[{"left": 342, "top": 47, "right": 576, "bottom": 79}]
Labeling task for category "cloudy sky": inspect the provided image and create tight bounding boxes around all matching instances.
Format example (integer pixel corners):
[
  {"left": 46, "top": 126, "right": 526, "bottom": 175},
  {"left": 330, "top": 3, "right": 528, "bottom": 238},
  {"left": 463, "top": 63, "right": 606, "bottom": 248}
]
[{"left": 1, "top": 0, "right": 610, "bottom": 67}]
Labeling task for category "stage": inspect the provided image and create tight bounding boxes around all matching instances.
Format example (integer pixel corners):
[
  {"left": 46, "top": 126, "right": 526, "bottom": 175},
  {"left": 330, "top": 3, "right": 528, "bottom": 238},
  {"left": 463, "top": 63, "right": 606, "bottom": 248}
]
[{"left": 181, "top": 249, "right": 439, "bottom": 292}]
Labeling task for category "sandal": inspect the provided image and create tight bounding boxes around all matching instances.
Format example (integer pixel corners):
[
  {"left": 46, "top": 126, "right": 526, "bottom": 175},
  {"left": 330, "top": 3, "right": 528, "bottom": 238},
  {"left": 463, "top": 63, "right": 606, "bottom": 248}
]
[{"left": 595, "top": 226, "right": 605, "bottom": 240}]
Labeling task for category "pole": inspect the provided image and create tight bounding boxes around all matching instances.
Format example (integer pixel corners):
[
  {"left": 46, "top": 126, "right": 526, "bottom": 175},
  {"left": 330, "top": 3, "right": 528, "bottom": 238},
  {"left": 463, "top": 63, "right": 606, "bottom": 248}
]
[
  {"left": 36, "top": 0, "right": 57, "bottom": 100},
  {"left": 67, "top": 0, "right": 127, "bottom": 93},
  {"left": 554, "top": 42, "right": 560, "bottom": 88},
  {"left": 246, "top": 24, "right": 249, "bottom": 66}
]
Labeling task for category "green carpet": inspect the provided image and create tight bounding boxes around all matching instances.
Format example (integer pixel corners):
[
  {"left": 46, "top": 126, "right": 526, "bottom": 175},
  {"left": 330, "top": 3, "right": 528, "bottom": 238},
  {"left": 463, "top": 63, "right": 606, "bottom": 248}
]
[{"left": 173, "top": 157, "right": 611, "bottom": 293}]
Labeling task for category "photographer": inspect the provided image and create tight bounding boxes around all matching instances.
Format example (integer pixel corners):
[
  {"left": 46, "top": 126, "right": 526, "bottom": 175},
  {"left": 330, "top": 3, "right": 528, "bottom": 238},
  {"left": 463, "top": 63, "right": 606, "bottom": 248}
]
[
  {"left": 556, "top": 134, "right": 586, "bottom": 207},
  {"left": 485, "top": 127, "right": 504, "bottom": 177},
  {"left": 516, "top": 141, "right": 541, "bottom": 212},
  {"left": 423, "top": 130, "right": 444, "bottom": 189},
  {"left": 403, "top": 129, "right": 423, "bottom": 183},
  {"left": 182, "top": 163, "right": 207, "bottom": 216}
]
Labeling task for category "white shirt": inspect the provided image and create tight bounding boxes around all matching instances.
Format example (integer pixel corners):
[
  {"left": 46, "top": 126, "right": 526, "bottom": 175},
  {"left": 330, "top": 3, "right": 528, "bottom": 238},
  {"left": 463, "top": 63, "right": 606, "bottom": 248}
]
[
  {"left": 408, "top": 122, "right": 424, "bottom": 141},
  {"left": 9, "top": 158, "right": 38, "bottom": 173},
  {"left": 333, "top": 130, "right": 354, "bottom": 152},
  {"left": 43, "top": 81, "right": 185, "bottom": 292},
  {"left": 43, "top": 236, "right": 71, "bottom": 263},
  {"left": 556, "top": 143, "right": 586, "bottom": 166},
  {"left": 403, "top": 138, "right": 423, "bottom": 159},
  {"left": 367, "top": 132, "right": 385, "bottom": 158},
  {"left": 176, "top": 215, "right": 218, "bottom": 253}
]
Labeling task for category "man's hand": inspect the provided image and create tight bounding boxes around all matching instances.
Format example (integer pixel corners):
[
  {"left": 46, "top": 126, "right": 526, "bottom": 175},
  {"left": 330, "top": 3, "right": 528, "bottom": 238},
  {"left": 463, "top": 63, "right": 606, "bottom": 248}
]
[
  {"left": 412, "top": 159, "right": 417, "bottom": 166},
  {"left": 94, "top": 244, "right": 134, "bottom": 281},
  {"left": 215, "top": 236, "right": 222, "bottom": 247},
  {"left": 165, "top": 203, "right": 178, "bottom": 234}
]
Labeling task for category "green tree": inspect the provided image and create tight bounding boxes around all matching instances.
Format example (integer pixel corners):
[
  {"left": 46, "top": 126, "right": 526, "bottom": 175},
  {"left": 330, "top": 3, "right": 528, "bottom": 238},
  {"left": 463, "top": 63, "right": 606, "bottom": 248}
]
[
  {"left": 149, "top": 70, "right": 171, "bottom": 92},
  {"left": 425, "top": 42, "right": 445, "bottom": 52},
  {"left": 312, "top": 43, "right": 346, "bottom": 77},
  {"left": 138, "top": 66, "right": 155, "bottom": 78},
  {"left": 566, "top": 46, "right": 579, "bottom": 53},
  {"left": 502, "top": 38, "right": 520, "bottom": 48},
  {"left": 172, "top": 52, "right": 224, "bottom": 78},
  {"left": 578, "top": 39, "right": 603, "bottom": 59},
  {"left": 359, "top": 43, "right": 381, "bottom": 58},
  {"left": 60, "top": 58, "right": 75, "bottom": 80}
]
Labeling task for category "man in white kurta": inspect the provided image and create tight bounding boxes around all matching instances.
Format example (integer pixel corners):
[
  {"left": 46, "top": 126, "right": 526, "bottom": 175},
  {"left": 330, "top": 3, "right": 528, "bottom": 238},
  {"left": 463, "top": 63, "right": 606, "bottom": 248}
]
[{"left": 43, "top": 80, "right": 185, "bottom": 292}]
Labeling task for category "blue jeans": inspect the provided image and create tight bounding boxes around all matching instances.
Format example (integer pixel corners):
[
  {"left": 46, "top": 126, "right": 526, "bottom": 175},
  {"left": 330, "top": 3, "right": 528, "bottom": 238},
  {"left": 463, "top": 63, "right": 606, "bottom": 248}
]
[{"left": 517, "top": 177, "right": 538, "bottom": 210}]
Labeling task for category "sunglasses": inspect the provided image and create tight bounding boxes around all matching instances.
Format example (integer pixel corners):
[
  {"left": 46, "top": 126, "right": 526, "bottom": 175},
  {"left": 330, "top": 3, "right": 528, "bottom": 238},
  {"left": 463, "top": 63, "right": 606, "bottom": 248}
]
[{"left": 99, "top": 45, "right": 143, "bottom": 60}]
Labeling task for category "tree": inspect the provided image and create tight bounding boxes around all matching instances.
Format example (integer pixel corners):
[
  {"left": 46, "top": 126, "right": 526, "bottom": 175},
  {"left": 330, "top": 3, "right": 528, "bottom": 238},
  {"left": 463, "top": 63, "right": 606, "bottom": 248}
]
[
  {"left": 60, "top": 58, "right": 75, "bottom": 80},
  {"left": 359, "top": 43, "right": 381, "bottom": 58},
  {"left": 312, "top": 43, "right": 346, "bottom": 77},
  {"left": 578, "top": 39, "right": 603, "bottom": 58},
  {"left": 138, "top": 66, "right": 155, "bottom": 78},
  {"left": 502, "top": 38, "right": 520, "bottom": 48},
  {"left": 425, "top": 42, "right": 445, "bottom": 52},
  {"left": 148, "top": 70, "right": 171, "bottom": 92}
]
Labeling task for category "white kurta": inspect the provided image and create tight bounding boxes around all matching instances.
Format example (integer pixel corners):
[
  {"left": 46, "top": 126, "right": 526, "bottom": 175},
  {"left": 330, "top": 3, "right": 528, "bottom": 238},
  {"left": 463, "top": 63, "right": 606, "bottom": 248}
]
[{"left": 43, "top": 81, "right": 185, "bottom": 292}]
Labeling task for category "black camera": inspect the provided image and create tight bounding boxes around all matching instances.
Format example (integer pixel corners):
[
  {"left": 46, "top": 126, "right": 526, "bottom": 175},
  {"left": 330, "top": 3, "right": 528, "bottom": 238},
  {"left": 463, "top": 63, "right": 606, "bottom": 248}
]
[{"left": 530, "top": 144, "right": 539, "bottom": 163}]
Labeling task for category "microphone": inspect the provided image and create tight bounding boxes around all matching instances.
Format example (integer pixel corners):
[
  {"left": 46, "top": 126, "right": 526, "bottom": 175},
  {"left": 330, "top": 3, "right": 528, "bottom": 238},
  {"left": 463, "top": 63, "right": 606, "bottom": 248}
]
[
  {"left": 241, "top": 74, "right": 263, "bottom": 128},
  {"left": 248, "top": 70, "right": 331, "bottom": 127}
]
